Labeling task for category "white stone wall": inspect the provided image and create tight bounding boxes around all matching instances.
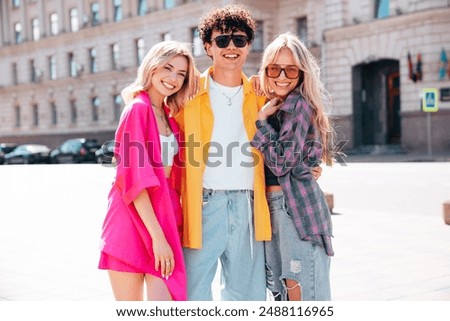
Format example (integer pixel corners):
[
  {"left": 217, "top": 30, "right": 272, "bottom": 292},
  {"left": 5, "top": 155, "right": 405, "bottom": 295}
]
[{"left": 0, "top": 0, "right": 449, "bottom": 151}]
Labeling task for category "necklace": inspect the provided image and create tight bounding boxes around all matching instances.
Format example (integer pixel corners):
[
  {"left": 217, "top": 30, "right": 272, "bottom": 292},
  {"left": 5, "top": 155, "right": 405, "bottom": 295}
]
[
  {"left": 221, "top": 86, "right": 242, "bottom": 106},
  {"left": 152, "top": 104, "right": 171, "bottom": 136}
]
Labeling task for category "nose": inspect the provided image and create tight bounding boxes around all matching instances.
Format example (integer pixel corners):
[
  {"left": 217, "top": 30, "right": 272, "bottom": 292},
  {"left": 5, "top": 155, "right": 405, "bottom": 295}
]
[
  {"left": 279, "top": 69, "right": 288, "bottom": 79},
  {"left": 167, "top": 70, "right": 177, "bottom": 80},
  {"left": 227, "top": 39, "right": 236, "bottom": 49}
]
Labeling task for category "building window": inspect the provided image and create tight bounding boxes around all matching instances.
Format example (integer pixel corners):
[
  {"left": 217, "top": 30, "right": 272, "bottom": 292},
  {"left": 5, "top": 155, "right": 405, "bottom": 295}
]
[
  {"left": 12, "top": 0, "right": 20, "bottom": 8},
  {"left": 251, "top": 21, "right": 264, "bottom": 52},
  {"left": 113, "top": 0, "right": 122, "bottom": 22},
  {"left": 30, "top": 59, "right": 37, "bottom": 82},
  {"left": 32, "top": 18, "right": 40, "bottom": 41},
  {"left": 91, "top": 2, "right": 100, "bottom": 26},
  {"left": 50, "top": 102, "right": 57, "bottom": 125},
  {"left": 375, "top": 0, "right": 389, "bottom": 18},
  {"left": 296, "top": 17, "right": 307, "bottom": 45},
  {"left": 70, "top": 8, "right": 79, "bottom": 32},
  {"left": 113, "top": 94, "right": 123, "bottom": 121},
  {"left": 111, "top": 43, "right": 120, "bottom": 70},
  {"left": 50, "top": 13, "right": 59, "bottom": 35},
  {"left": 138, "top": 0, "right": 147, "bottom": 16},
  {"left": 70, "top": 100, "right": 77, "bottom": 124},
  {"left": 49, "top": 56, "right": 57, "bottom": 80},
  {"left": 12, "top": 63, "right": 18, "bottom": 85},
  {"left": 14, "top": 22, "right": 22, "bottom": 43},
  {"left": 32, "top": 104, "right": 39, "bottom": 126},
  {"left": 68, "top": 52, "right": 78, "bottom": 77},
  {"left": 136, "top": 38, "right": 145, "bottom": 65},
  {"left": 164, "top": 0, "right": 175, "bottom": 9},
  {"left": 92, "top": 97, "right": 100, "bottom": 122},
  {"left": 15, "top": 106, "right": 21, "bottom": 128},
  {"left": 191, "top": 28, "right": 202, "bottom": 57},
  {"left": 162, "top": 32, "right": 171, "bottom": 41},
  {"left": 89, "top": 48, "right": 97, "bottom": 73}
]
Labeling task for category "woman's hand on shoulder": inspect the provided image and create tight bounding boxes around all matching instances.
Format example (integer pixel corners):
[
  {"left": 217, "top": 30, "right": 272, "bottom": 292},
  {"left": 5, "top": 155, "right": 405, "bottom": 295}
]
[
  {"left": 258, "top": 98, "right": 283, "bottom": 121},
  {"left": 188, "top": 70, "right": 201, "bottom": 99},
  {"left": 249, "top": 74, "right": 264, "bottom": 96}
]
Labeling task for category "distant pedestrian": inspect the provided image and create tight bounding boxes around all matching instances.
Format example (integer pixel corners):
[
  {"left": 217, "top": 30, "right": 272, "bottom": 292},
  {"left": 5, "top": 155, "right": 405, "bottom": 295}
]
[
  {"left": 98, "top": 40, "right": 196, "bottom": 301},
  {"left": 251, "top": 32, "right": 335, "bottom": 301}
]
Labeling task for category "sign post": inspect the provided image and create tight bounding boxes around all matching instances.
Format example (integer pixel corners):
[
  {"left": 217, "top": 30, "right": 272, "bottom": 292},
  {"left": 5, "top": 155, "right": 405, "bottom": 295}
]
[{"left": 422, "top": 88, "right": 439, "bottom": 157}]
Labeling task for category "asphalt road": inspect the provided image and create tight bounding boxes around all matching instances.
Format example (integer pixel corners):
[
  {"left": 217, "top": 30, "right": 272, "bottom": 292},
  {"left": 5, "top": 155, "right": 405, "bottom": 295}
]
[{"left": 0, "top": 162, "right": 449, "bottom": 301}]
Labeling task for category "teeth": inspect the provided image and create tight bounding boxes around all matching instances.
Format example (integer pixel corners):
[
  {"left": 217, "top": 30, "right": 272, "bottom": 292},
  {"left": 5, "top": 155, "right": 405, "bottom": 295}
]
[
  {"left": 225, "top": 54, "right": 238, "bottom": 58},
  {"left": 162, "top": 82, "right": 175, "bottom": 90},
  {"left": 275, "top": 82, "right": 290, "bottom": 87}
]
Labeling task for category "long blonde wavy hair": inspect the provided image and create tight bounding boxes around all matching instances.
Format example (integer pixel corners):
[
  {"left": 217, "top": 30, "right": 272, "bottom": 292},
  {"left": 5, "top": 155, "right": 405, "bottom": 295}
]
[
  {"left": 121, "top": 40, "right": 196, "bottom": 115},
  {"left": 259, "top": 32, "right": 335, "bottom": 166}
]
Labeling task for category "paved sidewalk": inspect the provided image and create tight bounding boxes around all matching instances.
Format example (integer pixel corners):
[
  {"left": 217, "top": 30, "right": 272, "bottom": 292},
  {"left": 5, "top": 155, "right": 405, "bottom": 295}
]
[{"left": 0, "top": 163, "right": 449, "bottom": 301}]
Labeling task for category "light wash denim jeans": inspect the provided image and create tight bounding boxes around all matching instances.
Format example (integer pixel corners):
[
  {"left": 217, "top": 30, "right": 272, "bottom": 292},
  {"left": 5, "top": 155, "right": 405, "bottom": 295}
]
[
  {"left": 183, "top": 189, "right": 266, "bottom": 301},
  {"left": 265, "top": 190, "right": 331, "bottom": 301}
]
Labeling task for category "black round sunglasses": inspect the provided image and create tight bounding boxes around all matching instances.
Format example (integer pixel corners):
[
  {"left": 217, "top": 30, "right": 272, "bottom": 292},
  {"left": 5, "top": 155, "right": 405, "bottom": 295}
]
[{"left": 211, "top": 35, "right": 249, "bottom": 48}]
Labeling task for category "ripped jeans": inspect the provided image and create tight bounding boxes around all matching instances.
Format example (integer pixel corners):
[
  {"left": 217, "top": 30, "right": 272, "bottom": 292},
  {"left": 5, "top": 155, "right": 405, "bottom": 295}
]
[{"left": 265, "top": 190, "right": 331, "bottom": 301}]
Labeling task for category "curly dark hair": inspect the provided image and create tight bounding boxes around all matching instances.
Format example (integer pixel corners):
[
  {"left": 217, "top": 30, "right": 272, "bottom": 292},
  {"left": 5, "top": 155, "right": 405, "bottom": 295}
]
[{"left": 198, "top": 4, "right": 256, "bottom": 44}]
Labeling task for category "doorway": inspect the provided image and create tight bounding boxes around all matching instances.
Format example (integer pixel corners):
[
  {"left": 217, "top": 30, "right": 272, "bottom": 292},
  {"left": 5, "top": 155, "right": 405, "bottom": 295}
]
[{"left": 352, "top": 59, "right": 401, "bottom": 148}]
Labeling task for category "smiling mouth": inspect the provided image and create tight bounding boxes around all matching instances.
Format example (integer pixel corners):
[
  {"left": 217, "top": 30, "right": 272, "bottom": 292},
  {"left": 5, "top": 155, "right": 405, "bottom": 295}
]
[
  {"left": 223, "top": 53, "right": 239, "bottom": 59},
  {"left": 162, "top": 81, "right": 175, "bottom": 90},
  {"left": 274, "top": 82, "right": 291, "bottom": 87}
]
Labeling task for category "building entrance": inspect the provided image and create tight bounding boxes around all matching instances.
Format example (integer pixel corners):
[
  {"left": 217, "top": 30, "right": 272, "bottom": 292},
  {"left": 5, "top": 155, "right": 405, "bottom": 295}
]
[{"left": 352, "top": 59, "right": 401, "bottom": 149}]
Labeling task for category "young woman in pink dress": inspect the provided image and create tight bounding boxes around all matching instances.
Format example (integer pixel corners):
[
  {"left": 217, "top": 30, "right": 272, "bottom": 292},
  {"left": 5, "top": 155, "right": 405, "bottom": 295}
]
[{"left": 98, "top": 41, "right": 196, "bottom": 301}]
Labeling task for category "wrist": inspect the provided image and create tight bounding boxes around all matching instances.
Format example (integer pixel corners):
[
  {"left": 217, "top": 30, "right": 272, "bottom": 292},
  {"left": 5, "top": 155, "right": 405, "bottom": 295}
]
[{"left": 257, "top": 111, "right": 268, "bottom": 121}]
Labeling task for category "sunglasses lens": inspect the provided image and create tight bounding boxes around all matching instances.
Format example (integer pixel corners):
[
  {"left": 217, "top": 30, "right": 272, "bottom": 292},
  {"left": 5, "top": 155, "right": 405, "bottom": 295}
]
[
  {"left": 285, "top": 66, "right": 300, "bottom": 79},
  {"left": 215, "top": 36, "right": 230, "bottom": 48},
  {"left": 213, "top": 35, "right": 248, "bottom": 48},
  {"left": 266, "top": 65, "right": 281, "bottom": 78},
  {"left": 266, "top": 65, "right": 300, "bottom": 79},
  {"left": 232, "top": 36, "right": 248, "bottom": 48}
]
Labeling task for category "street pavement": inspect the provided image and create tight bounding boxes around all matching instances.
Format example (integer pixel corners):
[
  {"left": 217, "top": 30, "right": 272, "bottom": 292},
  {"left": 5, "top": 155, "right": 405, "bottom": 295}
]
[{"left": 0, "top": 160, "right": 449, "bottom": 301}]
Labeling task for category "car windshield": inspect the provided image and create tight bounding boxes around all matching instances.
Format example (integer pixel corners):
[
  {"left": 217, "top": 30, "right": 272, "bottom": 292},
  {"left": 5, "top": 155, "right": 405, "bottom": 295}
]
[
  {"left": 85, "top": 141, "right": 99, "bottom": 148},
  {"left": 27, "top": 145, "right": 48, "bottom": 152}
]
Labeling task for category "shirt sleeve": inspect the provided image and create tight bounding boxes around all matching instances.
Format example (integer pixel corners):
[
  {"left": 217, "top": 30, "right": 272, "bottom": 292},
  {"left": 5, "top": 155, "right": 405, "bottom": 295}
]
[
  {"left": 251, "top": 97, "right": 313, "bottom": 177},
  {"left": 114, "top": 101, "right": 160, "bottom": 205}
]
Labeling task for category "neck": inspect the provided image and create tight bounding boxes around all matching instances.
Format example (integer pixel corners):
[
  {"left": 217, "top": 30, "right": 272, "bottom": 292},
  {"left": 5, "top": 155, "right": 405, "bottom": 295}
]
[
  {"left": 211, "top": 68, "right": 242, "bottom": 87},
  {"left": 147, "top": 89, "right": 164, "bottom": 110}
]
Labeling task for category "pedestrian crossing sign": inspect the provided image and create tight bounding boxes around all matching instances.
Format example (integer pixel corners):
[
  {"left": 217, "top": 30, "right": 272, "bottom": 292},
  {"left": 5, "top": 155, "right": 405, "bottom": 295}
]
[{"left": 422, "top": 88, "right": 439, "bottom": 112}]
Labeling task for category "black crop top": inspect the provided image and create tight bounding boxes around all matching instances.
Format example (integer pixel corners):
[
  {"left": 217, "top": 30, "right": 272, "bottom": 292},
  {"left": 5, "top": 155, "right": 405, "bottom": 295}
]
[{"left": 264, "top": 113, "right": 281, "bottom": 186}]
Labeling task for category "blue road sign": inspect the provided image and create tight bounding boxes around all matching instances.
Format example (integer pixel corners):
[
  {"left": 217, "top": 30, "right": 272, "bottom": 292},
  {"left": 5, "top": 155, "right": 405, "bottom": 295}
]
[{"left": 422, "top": 88, "right": 439, "bottom": 112}]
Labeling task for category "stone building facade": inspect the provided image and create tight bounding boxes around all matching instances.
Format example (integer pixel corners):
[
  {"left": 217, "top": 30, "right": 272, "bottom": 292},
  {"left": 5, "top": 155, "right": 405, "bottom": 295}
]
[{"left": 0, "top": 0, "right": 449, "bottom": 154}]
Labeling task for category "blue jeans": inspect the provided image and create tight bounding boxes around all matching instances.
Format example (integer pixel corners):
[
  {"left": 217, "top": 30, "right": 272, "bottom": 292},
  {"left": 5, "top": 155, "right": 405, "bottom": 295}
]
[
  {"left": 183, "top": 189, "right": 266, "bottom": 301},
  {"left": 265, "top": 190, "right": 331, "bottom": 301}
]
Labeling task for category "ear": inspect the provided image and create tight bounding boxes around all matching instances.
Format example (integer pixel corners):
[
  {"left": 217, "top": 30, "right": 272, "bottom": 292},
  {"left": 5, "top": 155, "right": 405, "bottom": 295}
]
[{"left": 204, "top": 43, "right": 213, "bottom": 58}]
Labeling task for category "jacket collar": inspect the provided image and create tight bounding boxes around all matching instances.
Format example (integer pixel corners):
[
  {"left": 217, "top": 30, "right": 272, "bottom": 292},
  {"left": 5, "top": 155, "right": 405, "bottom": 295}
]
[
  {"left": 279, "top": 91, "right": 302, "bottom": 114},
  {"left": 197, "top": 66, "right": 252, "bottom": 97}
]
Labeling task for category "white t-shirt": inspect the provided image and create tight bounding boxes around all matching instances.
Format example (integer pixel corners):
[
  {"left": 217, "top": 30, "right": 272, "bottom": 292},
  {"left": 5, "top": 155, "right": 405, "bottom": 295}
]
[
  {"left": 159, "top": 133, "right": 178, "bottom": 166},
  {"left": 202, "top": 77, "right": 254, "bottom": 190}
]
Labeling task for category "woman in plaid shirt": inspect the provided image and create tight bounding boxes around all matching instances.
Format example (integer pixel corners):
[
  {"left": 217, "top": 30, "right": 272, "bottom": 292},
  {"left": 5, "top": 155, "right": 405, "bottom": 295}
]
[{"left": 251, "top": 32, "right": 335, "bottom": 301}]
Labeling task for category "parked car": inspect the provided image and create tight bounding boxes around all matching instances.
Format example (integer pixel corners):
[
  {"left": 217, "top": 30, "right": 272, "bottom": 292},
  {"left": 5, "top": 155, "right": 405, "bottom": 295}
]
[
  {"left": 0, "top": 143, "right": 18, "bottom": 165},
  {"left": 95, "top": 140, "right": 115, "bottom": 165},
  {"left": 50, "top": 138, "right": 100, "bottom": 164},
  {"left": 4, "top": 144, "right": 51, "bottom": 164}
]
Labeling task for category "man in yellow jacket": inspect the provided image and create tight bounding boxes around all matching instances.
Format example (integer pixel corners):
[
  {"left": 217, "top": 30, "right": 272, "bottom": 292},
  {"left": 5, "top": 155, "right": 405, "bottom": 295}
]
[{"left": 174, "top": 4, "right": 270, "bottom": 301}]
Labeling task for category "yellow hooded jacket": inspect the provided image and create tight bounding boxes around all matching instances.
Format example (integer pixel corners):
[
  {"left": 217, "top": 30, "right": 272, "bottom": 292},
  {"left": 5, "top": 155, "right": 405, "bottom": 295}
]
[{"left": 174, "top": 67, "right": 271, "bottom": 249}]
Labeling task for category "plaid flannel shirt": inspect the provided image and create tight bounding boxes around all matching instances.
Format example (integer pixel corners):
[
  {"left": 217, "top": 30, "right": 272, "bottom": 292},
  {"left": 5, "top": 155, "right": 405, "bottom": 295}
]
[{"left": 250, "top": 92, "right": 334, "bottom": 256}]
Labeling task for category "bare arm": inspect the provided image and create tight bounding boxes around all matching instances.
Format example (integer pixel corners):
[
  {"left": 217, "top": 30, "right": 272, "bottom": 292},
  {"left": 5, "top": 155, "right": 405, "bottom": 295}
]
[{"left": 133, "top": 190, "right": 174, "bottom": 279}]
